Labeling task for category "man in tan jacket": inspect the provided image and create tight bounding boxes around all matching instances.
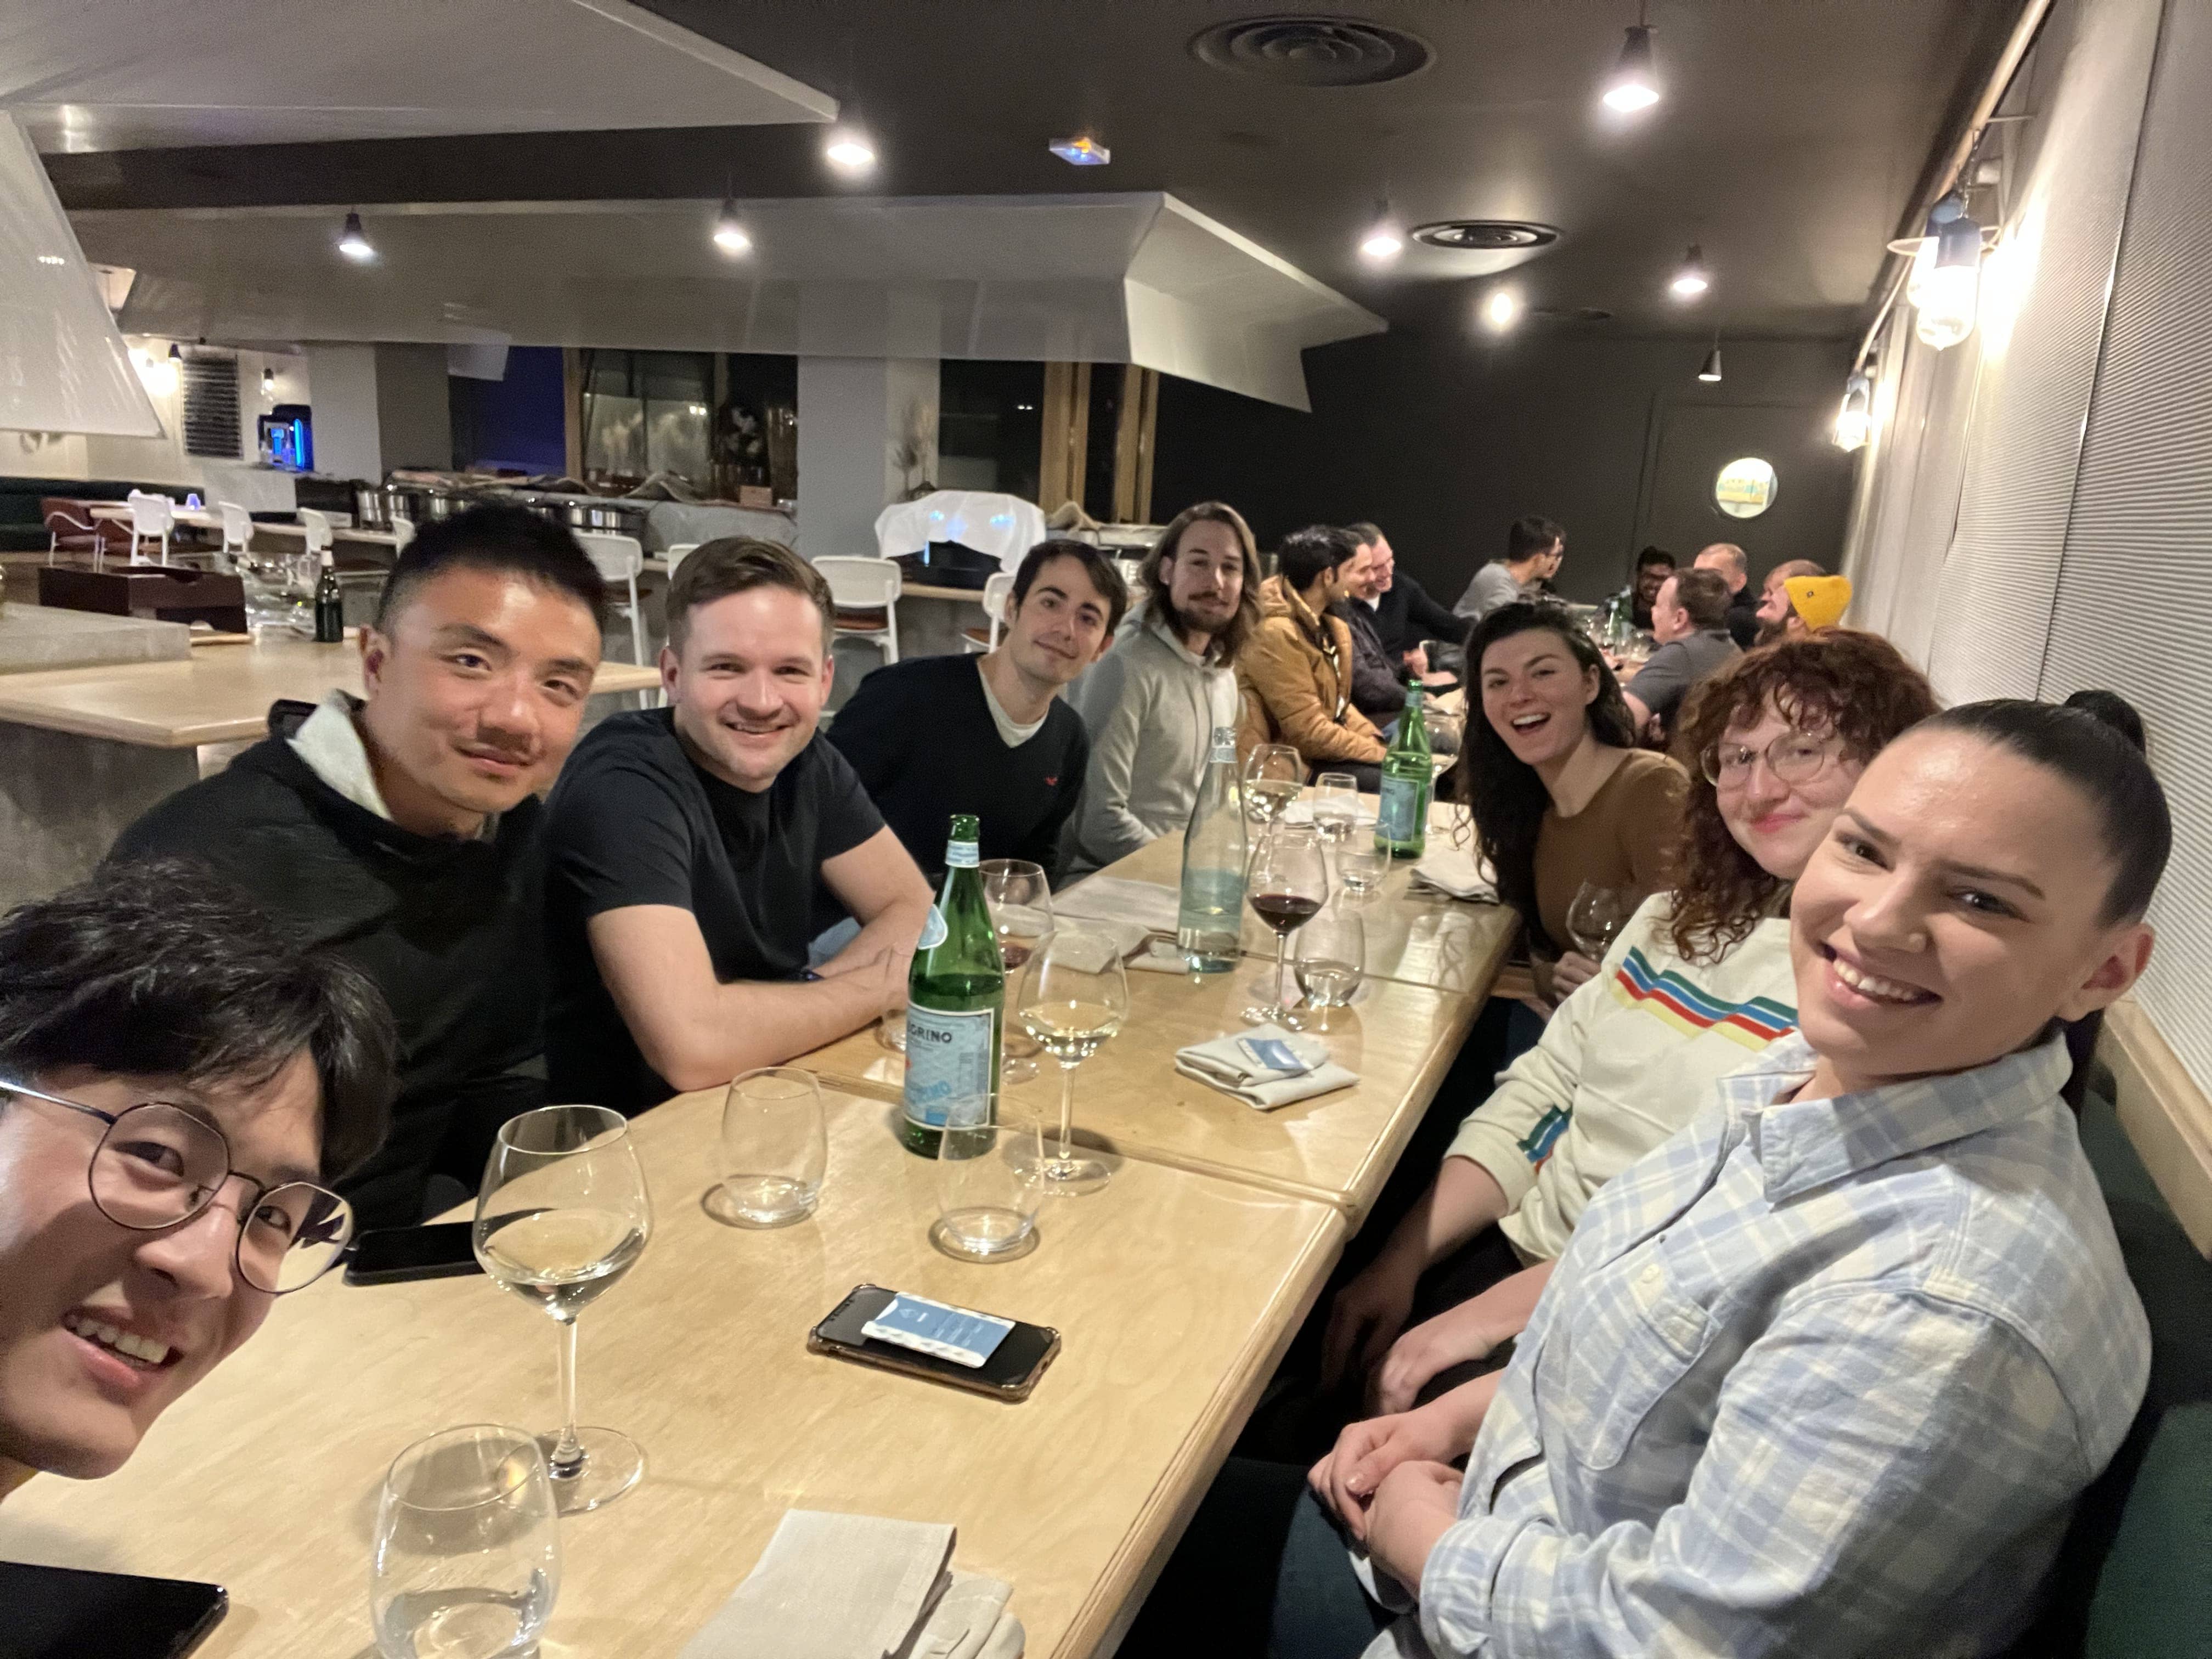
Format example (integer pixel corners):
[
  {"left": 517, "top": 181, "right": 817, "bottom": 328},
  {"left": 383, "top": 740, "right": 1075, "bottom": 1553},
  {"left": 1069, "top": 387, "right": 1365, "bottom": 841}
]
[{"left": 1237, "top": 525, "right": 1389, "bottom": 787}]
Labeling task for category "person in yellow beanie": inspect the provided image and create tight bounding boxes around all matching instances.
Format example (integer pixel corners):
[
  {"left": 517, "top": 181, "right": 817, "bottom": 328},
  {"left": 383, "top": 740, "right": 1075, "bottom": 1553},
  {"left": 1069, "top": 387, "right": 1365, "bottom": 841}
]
[{"left": 1784, "top": 573, "right": 1852, "bottom": 632}]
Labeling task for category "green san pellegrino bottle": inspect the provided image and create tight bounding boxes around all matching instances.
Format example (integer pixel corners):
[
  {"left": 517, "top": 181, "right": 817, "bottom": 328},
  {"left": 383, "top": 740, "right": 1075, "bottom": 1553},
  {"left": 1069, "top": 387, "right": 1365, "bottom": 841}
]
[
  {"left": 1375, "top": 681, "right": 1432, "bottom": 860},
  {"left": 1177, "top": 725, "right": 1248, "bottom": 972},
  {"left": 900, "top": 814, "right": 1004, "bottom": 1156}
]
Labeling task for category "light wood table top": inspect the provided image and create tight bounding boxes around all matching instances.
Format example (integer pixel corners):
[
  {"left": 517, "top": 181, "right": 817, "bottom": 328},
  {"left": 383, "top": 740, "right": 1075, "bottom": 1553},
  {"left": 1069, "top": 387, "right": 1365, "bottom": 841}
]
[
  {"left": 0, "top": 635, "right": 661, "bottom": 748},
  {"left": 804, "top": 953, "right": 1480, "bottom": 1222},
  {"left": 251, "top": 521, "right": 403, "bottom": 549},
  {"left": 0, "top": 1084, "right": 1344, "bottom": 1659}
]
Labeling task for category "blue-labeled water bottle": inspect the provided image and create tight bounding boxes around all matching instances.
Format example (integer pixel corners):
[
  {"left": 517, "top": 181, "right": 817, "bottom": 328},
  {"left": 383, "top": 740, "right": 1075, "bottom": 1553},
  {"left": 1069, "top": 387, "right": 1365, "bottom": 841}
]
[
  {"left": 1178, "top": 725, "right": 1248, "bottom": 972},
  {"left": 900, "top": 814, "right": 1004, "bottom": 1155}
]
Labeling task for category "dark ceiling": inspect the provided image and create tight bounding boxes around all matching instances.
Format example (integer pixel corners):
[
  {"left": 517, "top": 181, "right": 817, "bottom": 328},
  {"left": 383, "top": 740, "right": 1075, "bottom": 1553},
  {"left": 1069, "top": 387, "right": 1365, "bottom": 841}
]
[{"left": 42, "top": 1, "right": 2018, "bottom": 345}]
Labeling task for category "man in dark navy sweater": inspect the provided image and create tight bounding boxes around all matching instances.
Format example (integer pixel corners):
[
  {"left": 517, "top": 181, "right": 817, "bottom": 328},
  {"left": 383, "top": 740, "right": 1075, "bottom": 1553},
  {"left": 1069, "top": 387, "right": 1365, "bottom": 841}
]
[{"left": 828, "top": 539, "right": 1128, "bottom": 889}]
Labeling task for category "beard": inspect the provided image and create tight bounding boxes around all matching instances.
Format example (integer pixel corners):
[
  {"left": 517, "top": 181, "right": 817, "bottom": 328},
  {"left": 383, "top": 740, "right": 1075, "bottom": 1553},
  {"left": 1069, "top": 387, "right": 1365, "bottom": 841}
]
[{"left": 1753, "top": 616, "right": 1788, "bottom": 647}]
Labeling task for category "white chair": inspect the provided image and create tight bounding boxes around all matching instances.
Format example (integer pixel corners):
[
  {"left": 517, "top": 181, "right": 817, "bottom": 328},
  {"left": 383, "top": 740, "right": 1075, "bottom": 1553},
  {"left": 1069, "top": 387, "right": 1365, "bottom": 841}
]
[
  {"left": 962, "top": 571, "right": 1015, "bottom": 653},
  {"left": 662, "top": 541, "right": 699, "bottom": 578},
  {"left": 575, "top": 531, "right": 648, "bottom": 668},
  {"left": 391, "top": 516, "right": 417, "bottom": 553},
  {"left": 814, "top": 556, "right": 902, "bottom": 664},
  {"left": 126, "top": 490, "right": 174, "bottom": 565},
  {"left": 297, "top": 508, "right": 335, "bottom": 557},
  {"left": 217, "top": 502, "right": 253, "bottom": 572}
]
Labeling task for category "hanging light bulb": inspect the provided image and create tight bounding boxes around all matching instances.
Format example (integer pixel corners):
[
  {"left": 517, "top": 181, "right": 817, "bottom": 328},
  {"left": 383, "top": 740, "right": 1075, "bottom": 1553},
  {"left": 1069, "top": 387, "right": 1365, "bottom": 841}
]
[
  {"left": 1697, "top": 342, "right": 1723, "bottom": 382},
  {"left": 711, "top": 199, "right": 752, "bottom": 256},
  {"left": 261, "top": 365, "right": 276, "bottom": 396},
  {"left": 1358, "top": 200, "right": 1404, "bottom": 264},
  {"left": 1669, "top": 244, "right": 1710, "bottom": 300},
  {"left": 823, "top": 129, "right": 877, "bottom": 173},
  {"left": 1482, "top": 287, "right": 1523, "bottom": 332},
  {"left": 1602, "top": 23, "right": 1661, "bottom": 112},
  {"left": 1905, "top": 194, "right": 1965, "bottom": 311},
  {"left": 1916, "top": 206, "right": 1982, "bottom": 349},
  {"left": 336, "top": 211, "right": 376, "bottom": 262},
  {"left": 1834, "top": 370, "right": 1873, "bottom": 452}
]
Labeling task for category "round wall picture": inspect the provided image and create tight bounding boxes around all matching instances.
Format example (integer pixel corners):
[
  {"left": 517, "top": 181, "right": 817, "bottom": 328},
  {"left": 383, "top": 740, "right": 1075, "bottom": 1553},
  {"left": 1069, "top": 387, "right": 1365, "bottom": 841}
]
[{"left": 1714, "top": 456, "right": 1778, "bottom": 519}]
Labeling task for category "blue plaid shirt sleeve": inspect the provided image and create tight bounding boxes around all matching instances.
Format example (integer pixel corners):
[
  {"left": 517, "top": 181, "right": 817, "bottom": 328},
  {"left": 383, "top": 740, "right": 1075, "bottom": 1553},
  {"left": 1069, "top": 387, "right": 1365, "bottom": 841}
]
[{"left": 1418, "top": 1288, "right": 2090, "bottom": 1659}]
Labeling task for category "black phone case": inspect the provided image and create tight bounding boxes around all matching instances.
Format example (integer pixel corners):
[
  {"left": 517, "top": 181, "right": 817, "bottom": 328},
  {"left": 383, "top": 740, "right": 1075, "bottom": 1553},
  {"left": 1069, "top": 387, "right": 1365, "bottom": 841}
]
[
  {"left": 806, "top": 1283, "right": 1059, "bottom": 1401},
  {"left": 342, "top": 1222, "right": 483, "bottom": 1286},
  {"left": 0, "top": 1562, "right": 227, "bottom": 1659}
]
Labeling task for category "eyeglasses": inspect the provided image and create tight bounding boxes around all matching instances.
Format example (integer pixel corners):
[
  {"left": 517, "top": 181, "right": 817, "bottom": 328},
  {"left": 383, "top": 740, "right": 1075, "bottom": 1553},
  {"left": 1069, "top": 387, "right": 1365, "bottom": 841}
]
[
  {"left": 1701, "top": 732, "right": 1838, "bottom": 790},
  {"left": 2, "top": 1079, "right": 354, "bottom": 1294}
]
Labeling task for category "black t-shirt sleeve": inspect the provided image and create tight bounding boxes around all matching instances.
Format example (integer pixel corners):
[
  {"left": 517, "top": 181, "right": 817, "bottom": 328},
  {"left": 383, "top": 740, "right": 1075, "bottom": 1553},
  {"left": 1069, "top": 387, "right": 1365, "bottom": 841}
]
[
  {"left": 548, "top": 759, "right": 698, "bottom": 917},
  {"left": 809, "top": 740, "right": 889, "bottom": 862}
]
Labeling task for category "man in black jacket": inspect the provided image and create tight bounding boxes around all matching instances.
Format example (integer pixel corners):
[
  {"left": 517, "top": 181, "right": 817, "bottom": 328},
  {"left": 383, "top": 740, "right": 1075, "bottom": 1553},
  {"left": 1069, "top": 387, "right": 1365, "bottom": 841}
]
[
  {"left": 109, "top": 507, "right": 608, "bottom": 1229},
  {"left": 1350, "top": 523, "right": 1463, "bottom": 683}
]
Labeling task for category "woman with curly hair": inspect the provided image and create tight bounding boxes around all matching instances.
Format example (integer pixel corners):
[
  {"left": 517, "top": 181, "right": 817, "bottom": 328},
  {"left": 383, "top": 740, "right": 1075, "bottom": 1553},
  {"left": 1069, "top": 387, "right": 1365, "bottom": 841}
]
[{"left": 1321, "top": 629, "right": 1938, "bottom": 1408}]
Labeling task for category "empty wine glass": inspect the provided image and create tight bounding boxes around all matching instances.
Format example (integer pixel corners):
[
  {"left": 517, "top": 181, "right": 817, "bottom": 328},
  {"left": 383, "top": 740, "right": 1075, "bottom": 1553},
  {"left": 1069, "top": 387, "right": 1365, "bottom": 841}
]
[
  {"left": 1242, "top": 744, "right": 1304, "bottom": 841},
  {"left": 707, "top": 1068, "right": 826, "bottom": 1229},
  {"left": 1015, "top": 926, "right": 1129, "bottom": 1196},
  {"left": 1245, "top": 825, "right": 1329, "bottom": 1028},
  {"left": 1294, "top": 896, "right": 1367, "bottom": 1031},
  {"left": 979, "top": 859, "right": 1054, "bottom": 1085},
  {"left": 1565, "top": 881, "right": 1635, "bottom": 961},
  {"left": 373, "top": 1425, "right": 559, "bottom": 1659},
  {"left": 473, "top": 1106, "right": 652, "bottom": 1514}
]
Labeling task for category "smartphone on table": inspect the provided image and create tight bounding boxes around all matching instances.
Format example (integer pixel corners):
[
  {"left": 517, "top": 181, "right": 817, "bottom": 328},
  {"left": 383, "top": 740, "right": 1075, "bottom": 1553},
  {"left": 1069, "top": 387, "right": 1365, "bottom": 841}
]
[
  {"left": 343, "top": 1220, "right": 482, "bottom": 1286},
  {"left": 808, "top": 1284, "right": 1059, "bottom": 1401},
  {"left": 0, "top": 1560, "right": 227, "bottom": 1659}
]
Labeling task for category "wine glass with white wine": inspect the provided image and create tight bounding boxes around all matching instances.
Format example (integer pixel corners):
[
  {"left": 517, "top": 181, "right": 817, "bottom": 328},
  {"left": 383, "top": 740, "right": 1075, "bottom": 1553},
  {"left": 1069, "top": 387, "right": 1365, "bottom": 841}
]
[
  {"left": 1016, "top": 926, "right": 1130, "bottom": 1196},
  {"left": 473, "top": 1105, "right": 653, "bottom": 1515},
  {"left": 1242, "top": 744, "right": 1305, "bottom": 844},
  {"left": 979, "top": 858, "right": 1054, "bottom": 1085}
]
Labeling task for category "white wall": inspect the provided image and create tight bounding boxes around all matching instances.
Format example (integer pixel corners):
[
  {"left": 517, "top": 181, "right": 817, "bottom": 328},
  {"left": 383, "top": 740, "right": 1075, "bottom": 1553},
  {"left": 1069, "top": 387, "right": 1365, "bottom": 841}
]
[
  {"left": 306, "top": 342, "right": 381, "bottom": 481},
  {"left": 795, "top": 356, "right": 939, "bottom": 558}
]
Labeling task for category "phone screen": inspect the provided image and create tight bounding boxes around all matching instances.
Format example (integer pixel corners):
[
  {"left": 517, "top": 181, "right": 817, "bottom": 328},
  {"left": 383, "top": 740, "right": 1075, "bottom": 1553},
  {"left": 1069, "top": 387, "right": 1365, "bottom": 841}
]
[
  {"left": 814, "top": 1285, "right": 1057, "bottom": 1394},
  {"left": 0, "top": 1561, "right": 227, "bottom": 1659},
  {"left": 343, "top": 1220, "right": 482, "bottom": 1286}
]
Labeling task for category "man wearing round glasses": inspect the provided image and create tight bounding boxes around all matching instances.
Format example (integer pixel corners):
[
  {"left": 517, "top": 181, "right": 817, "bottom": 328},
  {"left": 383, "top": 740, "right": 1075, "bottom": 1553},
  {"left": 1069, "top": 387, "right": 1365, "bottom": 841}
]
[{"left": 0, "top": 864, "right": 393, "bottom": 1497}]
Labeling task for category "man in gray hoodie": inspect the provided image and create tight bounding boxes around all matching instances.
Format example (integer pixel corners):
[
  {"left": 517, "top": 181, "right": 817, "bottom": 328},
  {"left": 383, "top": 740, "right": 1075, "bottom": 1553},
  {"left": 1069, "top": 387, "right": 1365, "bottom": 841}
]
[{"left": 1062, "top": 501, "right": 1261, "bottom": 877}]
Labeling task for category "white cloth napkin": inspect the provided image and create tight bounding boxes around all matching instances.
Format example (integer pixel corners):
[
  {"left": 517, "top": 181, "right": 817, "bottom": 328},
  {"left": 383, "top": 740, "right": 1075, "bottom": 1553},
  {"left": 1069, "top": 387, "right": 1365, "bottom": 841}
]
[
  {"left": 1410, "top": 846, "right": 1498, "bottom": 902},
  {"left": 678, "top": 1510, "right": 1018, "bottom": 1659},
  {"left": 1053, "top": 876, "right": 1181, "bottom": 935},
  {"left": 1173, "top": 1024, "right": 1359, "bottom": 1111},
  {"left": 1128, "top": 937, "right": 1203, "bottom": 974},
  {"left": 1049, "top": 918, "right": 1153, "bottom": 973}
]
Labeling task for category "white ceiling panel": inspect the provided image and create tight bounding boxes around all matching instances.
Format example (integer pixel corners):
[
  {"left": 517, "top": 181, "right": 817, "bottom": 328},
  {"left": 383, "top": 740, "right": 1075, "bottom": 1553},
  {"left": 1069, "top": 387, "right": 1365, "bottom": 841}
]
[
  {"left": 2, "top": 0, "right": 833, "bottom": 154},
  {"left": 70, "top": 193, "right": 1385, "bottom": 408}
]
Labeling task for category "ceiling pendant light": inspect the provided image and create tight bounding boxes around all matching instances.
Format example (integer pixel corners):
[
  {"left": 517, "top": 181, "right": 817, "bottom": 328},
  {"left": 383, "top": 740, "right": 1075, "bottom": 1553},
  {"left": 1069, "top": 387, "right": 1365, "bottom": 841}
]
[
  {"left": 336, "top": 211, "right": 376, "bottom": 262},
  {"left": 1482, "top": 286, "right": 1523, "bottom": 333},
  {"left": 711, "top": 198, "right": 752, "bottom": 256},
  {"left": 1602, "top": 18, "right": 1661, "bottom": 113},
  {"left": 1905, "top": 194, "right": 1965, "bottom": 309},
  {"left": 1669, "top": 244, "right": 1710, "bottom": 300},
  {"left": 1834, "top": 369, "right": 1873, "bottom": 451},
  {"left": 823, "top": 128, "right": 877, "bottom": 174},
  {"left": 1358, "top": 200, "right": 1404, "bottom": 264},
  {"left": 261, "top": 365, "right": 276, "bottom": 396},
  {"left": 1697, "top": 340, "right": 1723, "bottom": 382},
  {"left": 1915, "top": 205, "right": 1982, "bottom": 349}
]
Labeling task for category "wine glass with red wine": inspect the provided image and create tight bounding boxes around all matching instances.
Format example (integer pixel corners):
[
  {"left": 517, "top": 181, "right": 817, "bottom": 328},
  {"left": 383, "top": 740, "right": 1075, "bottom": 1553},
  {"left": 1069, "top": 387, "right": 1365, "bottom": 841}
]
[{"left": 1245, "top": 824, "right": 1329, "bottom": 1028}]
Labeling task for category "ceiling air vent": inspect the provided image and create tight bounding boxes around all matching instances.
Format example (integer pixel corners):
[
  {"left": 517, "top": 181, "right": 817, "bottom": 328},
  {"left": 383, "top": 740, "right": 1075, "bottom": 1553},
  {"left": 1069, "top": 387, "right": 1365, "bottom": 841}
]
[
  {"left": 1412, "top": 221, "right": 1560, "bottom": 251},
  {"left": 1190, "top": 17, "right": 1433, "bottom": 86}
]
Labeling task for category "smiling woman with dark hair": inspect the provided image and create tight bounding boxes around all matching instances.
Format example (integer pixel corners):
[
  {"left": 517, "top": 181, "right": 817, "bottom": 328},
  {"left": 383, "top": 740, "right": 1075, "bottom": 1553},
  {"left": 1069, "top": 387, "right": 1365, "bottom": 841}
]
[{"left": 0, "top": 862, "right": 395, "bottom": 1500}]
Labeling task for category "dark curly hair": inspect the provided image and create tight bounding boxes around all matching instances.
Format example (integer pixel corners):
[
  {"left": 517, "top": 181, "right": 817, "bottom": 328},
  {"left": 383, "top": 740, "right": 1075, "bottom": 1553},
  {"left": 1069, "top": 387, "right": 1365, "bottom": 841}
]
[
  {"left": 1667, "top": 630, "right": 1937, "bottom": 963},
  {"left": 1457, "top": 602, "right": 1637, "bottom": 956}
]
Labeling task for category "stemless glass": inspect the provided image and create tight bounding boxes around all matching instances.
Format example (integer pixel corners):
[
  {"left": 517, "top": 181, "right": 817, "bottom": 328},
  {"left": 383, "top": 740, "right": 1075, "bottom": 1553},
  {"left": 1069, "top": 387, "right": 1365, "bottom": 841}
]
[
  {"left": 473, "top": 1106, "right": 652, "bottom": 1515},
  {"left": 1294, "top": 896, "right": 1367, "bottom": 1031},
  {"left": 979, "top": 859, "right": 1054, "bottom": 1085},
  {"left": 372, "top": 1424, "right": 560, "bottom": 1659},
  {"left": 1308, "top": 771, "right": 1362, "bottom": 850},
  {"left": 1565, "top": 881, "right": 1635, "bottom": 960},
  {"left": 707, "top": 1068, "right": 826, "bottom": 1229},
  {"left": 1242, "top": 744, "right": 1305, "bottom": 843},
  {"left": 933, "top": 1119, "right": 1048, "bottom": 1262},
  {"left": 1245, "top": 825, "right": 1329, "bottom": 1027},
  {"left": 1016, "top": 926, "right": 1129, "bottom": 1197},
  {"left": 1335, "top": 845, "right": 1390, "bottom": 899}
]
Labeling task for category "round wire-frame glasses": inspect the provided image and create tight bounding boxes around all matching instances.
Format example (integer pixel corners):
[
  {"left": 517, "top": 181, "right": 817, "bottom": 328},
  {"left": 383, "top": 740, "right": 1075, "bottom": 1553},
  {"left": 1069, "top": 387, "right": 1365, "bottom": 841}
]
[
  {"left": 2, "top": 1078, "right": 356, "bottom": 1293},
  {"left": 1700, "top": 731, "right": 1839, "bottom": 791}
]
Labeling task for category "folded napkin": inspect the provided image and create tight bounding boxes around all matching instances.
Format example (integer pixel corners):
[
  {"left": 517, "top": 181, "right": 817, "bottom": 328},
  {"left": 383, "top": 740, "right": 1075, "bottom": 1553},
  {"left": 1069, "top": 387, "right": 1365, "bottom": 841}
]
[
  {"left": 1130, "top": 936, "right": 1204, "bottom": 974},
  {"left": 679, "top": 1510, "right": 1018, "bottom": 1659},
  {"left": 1053, "top": 876, "right": 1181, "bottom": 935},
  {"left": 1048, "top": 917, "right": 1153, "bottom": 973},
  {"left": 1410, "top": 846, "right": 1497, "bottom": 902},
  {"left": 1174, "top": 1024, "right": 1359, "bottom": 1111}
]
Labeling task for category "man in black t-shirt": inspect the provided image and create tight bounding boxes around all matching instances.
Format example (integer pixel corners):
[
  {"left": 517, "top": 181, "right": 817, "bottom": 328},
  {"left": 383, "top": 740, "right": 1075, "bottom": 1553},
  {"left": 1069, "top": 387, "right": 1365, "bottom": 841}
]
[
  {"left": 827, "top": 538, "right": 1124, "bottom": 889},
  {"left": 544, "top": 540, "right": 933, "bottom": 1114}
]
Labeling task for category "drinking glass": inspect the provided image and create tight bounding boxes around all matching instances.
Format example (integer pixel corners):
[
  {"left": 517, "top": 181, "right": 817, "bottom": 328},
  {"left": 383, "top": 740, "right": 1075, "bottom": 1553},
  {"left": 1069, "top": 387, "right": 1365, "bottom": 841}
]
[
  {"left": 372, "top": 1424, "right": 559, "bottom": 1659},
  {"left": 707, "top": 1068, "right": 826, "bottom": 1229},
  {"left": 1565, "top": 881, "right": 1635, "bottom": 960},
  {"left": 1242, "top": 744, "right": 1304, "bottom": 842},
  {"left": 1336, "top": 845, "right": 1390, "bottom": 899},
  {"left": 1015, "top": 926, "right": 1129, "bottom": 1196},
  {"left": 473, "top": 1106, "right": 652, "bottom": 1514},
  {"left": 1294, "top": 896, "right": 1367, "bottom": 1031},
  {"left": 979, "top": 859, "right": 1054, "bottom": 1085},
  {"left": 1245, "top": 825, "right": 1329, "bottom": 1027},
  {"left": 1308, "top": 771, "right": 1362, "bottom": 850},
  {"left": 933, "top": 1119, "right": 1048, "bottom": 1261},
  {"left": 875, "top": 940, "right": 918, "bottom": 1053}
]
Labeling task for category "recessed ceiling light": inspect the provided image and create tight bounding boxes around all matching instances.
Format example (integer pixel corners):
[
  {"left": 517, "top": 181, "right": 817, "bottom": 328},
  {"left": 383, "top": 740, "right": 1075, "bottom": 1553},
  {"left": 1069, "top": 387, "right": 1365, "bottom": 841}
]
[
  {"left": 1669, "top": 244, "right": 1709, "bottom": 299},
  {"left": 1049, "top": 136, "right": 1110, "bottom": 167},
  {"left": 1483, "top": 287, "right": 1523, "bottom": 332},
  {"left": 712, "top": 199, "right": 752, "bottom": 256},
  {"left": 825, "top": 131, "right": 877, "bottom": 173},
  {"left": 1602, "top": 23, "right": 1661, "bottom": 112},
  {"left": 337, "top": 211, "right": 376, "bottom": 262}
]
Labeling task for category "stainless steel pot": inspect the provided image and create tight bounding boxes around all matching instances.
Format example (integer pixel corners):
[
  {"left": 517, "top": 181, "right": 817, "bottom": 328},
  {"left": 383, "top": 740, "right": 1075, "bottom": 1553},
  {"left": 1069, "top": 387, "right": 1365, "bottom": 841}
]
[
  {"left": 353, "top": 486, "right": 392, "bottom": 530},
  {"left": 565, "top": 501, "right": 638, "bottom": 534}
]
